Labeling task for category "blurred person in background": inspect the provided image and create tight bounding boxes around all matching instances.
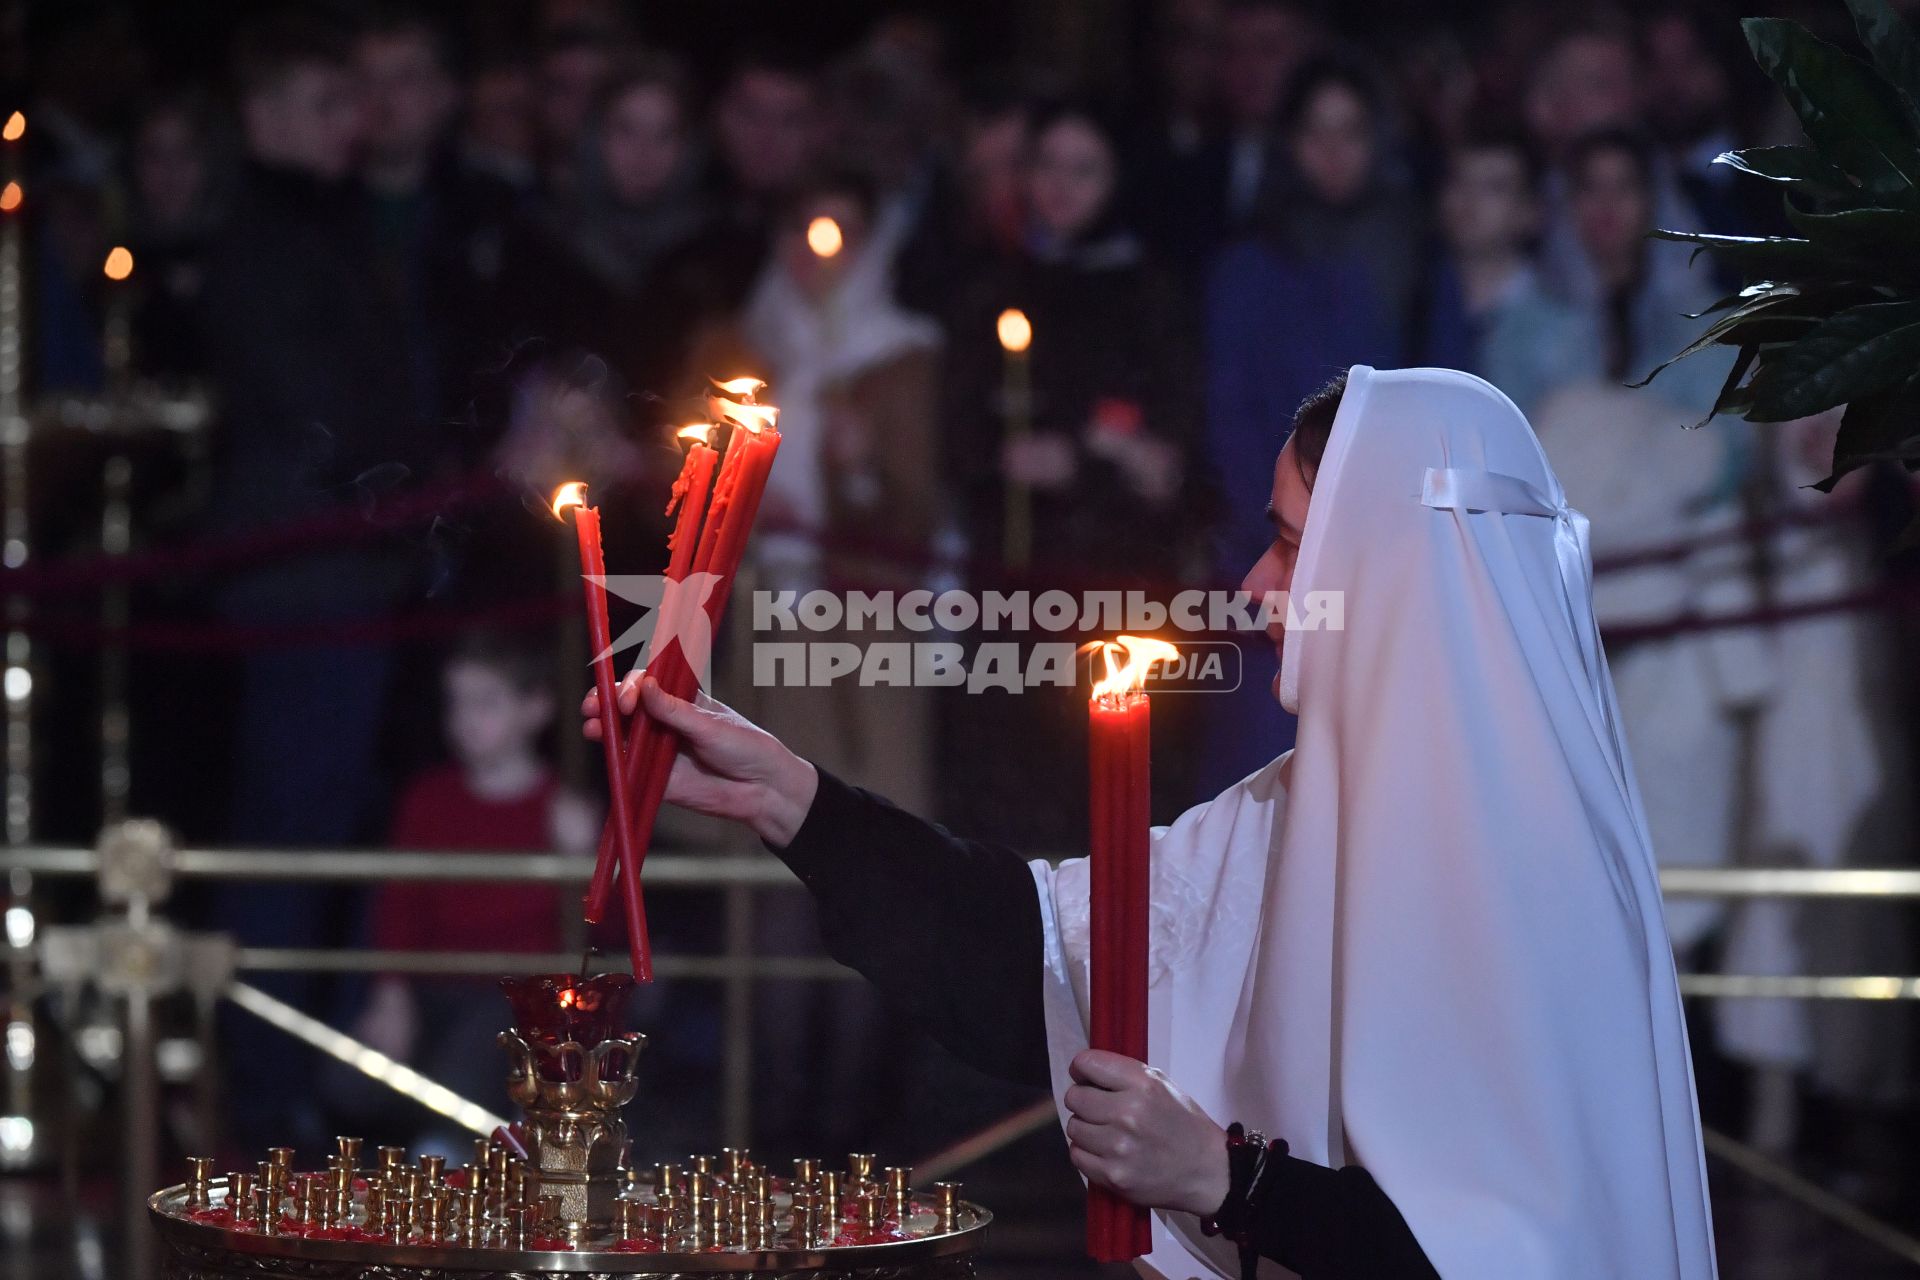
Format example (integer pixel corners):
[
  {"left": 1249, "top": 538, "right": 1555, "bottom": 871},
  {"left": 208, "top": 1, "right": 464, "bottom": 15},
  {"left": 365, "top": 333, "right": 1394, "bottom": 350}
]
[
  {"left": 1258, "top": 56, "right": 1450, "bottom": 366},
  {"left": 460, "top": 54, "right": 539, "bottom": 192},
  {"left": 1560, "top": 127, "right": 1730, "bottom": 414},
  {"left": 498, "top": 54, "right": 708, "bottom": 422},
  {"left": 1217, "top": 0, "right": 1317, "bottom": 232},
  {"left": 1125, "top": 0, "right": 1229, "bottom": 271},
  {"left": 342, "top": 631, "right": 596, "bottom": 1155},
  {"left": 661, "top": 53, "right": 827, "bottom": 326},
  {"left": 1528, "top": 15, "right": 1709, "bottom": 307},
  {"left": 533, "top": 25, "right": 619, "bottom": 196},
  {"left": 1642, "top": 6, "right": 1768, "bottom": 245},
  {"left": 939, "top": 102, "right": 1200, "bottom": 848},
  {"left": 1431, "top": 128, "right": 1597, "bottom": 415},
  {"left": 356, "top": 7, "right": 524, "bottom": 434},
  {"left": 896, "top": 73, "right": 1029, "bottom": 320},
  {"left": 126, "top": 90, "right": 230, "bottom": 382},
  {"left": 823, "top": 43, "right": 948, "bottom": 275},
  {"left": 200, "top": 8, "right": 423, "bottom": 1151}
]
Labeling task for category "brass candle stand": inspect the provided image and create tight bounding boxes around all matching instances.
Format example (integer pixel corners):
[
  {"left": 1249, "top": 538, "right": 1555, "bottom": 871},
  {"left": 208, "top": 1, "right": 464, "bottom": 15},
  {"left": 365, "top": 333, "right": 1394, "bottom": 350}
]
[{"left": 498, "top": 1022, "right": 643, "bottom": 1231}]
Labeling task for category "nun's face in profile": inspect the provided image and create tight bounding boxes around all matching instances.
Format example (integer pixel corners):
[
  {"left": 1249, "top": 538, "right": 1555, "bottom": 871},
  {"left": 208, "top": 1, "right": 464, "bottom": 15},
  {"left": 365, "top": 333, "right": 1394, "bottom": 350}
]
[{"left": 1243, "top": 438, "right": 1313, "bottom": 696}]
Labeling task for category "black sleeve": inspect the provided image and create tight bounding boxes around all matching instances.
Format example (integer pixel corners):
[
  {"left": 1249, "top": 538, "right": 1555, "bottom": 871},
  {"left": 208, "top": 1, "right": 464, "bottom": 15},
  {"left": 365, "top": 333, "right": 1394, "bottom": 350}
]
[
  {"left": 1249, "top": 1156, "right": 1441, "bottom": 1280},
  {"left": 769, "top": 768, "right": 1051, "bottom": 1088}
]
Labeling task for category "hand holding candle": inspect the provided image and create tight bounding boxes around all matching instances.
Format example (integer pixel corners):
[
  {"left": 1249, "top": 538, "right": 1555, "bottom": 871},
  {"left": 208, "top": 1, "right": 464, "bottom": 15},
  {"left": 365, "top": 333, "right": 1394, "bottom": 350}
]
[{"left": 1085, "top": 635, "right": 1178, "bottom": 1262}]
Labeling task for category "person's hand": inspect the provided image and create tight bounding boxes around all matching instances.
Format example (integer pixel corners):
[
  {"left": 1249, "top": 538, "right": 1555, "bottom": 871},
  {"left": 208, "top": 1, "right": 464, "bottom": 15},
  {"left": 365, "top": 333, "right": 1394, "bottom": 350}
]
[
  {"left": 1064, "top": 1049, "right": 1230, "bottom": 1217},
  {"left": 356, "top": 978, "right": 418, "bottom": 1063},
  {"left": 582, "top": 674, "right": 819, "bottom": 847},
  {"left": 1002, "top": 433, "right": 1078, "bottom": 490}
]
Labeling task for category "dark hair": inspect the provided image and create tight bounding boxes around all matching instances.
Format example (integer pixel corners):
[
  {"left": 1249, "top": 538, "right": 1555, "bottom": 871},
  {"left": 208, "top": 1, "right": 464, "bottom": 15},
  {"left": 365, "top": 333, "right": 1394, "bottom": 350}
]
[
  {"left": 1451, "top": 123, "right": 1545, "bottom": 191},
  {"left": 1280, "top": 55, "right": 1384, "bottom": 137},
  {"left": 1566, "top": 125, "right": 1654, "bottom": 190},
  {"left": 594, "top": 52, "right": 694, "bottom": 122},
  {"left": 232, "top": 9, "right": 352, "bottom": 99},
  {"left": 447, "top": 629, "right": 551, "bottom": 694},
  {"left": 1289, "top": 372, "right": 1346, "bottom": 487},
  {"left": 359, "top": 3, "right": 454, "bottom": 74}
]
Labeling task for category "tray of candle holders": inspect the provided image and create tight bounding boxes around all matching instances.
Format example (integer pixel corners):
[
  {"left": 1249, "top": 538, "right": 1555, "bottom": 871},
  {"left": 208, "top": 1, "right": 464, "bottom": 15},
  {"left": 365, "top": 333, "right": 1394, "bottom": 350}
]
[{"left": 149, "top": 1152, "right": 991, "bottom": 1279}]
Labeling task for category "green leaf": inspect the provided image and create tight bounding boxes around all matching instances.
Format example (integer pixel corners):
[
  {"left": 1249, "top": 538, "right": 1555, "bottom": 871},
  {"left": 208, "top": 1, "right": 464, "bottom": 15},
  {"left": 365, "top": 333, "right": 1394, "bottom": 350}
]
[
  {"left": 1696, "top": 345, "right": 1760, "bottom": 428},
  {"left": 1785, "top": 201, "right": 1920, "bottom": 254},
  {"left": 1743, "top": 17, "right": 1920, "bottom": 194},
  {"left": 1687, "top": 281, "right": 1801, "bottom": 319},
  {"left": 1749, "top": 299, "right": 1920, "bottom": 420},
  {"left": 1631, "top": 288, "right": 1810, "bottom": 387},
  {"left": 1651, "top": 227, "right": 1866, "bottom": 277},
  {"left": 1811, "top": 375, "right": 1920, "bottom": 489},
  {"left": 1845, "top": 0, "right": 1920, "bottom": 129},
  {"left": 1716, "top": 145, "right": 1856, "bottom": 193}
]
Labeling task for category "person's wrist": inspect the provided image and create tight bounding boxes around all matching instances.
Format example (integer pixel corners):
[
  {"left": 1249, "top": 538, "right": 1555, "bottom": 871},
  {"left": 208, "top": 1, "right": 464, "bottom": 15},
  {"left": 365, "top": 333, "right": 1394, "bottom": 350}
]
[
  {"left": 1185, "top": 1127, "right": 1233, "bottom": 1216},
  {"left": 756, "top": 753, "right": 819, "bottom": 848}
]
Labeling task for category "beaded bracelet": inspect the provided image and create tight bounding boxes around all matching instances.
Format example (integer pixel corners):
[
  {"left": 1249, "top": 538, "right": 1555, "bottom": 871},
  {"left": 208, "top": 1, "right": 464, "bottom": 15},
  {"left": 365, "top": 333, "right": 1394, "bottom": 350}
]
[{"left": 1199, "top": 1122, "right": 1283, "bottom": 1280}]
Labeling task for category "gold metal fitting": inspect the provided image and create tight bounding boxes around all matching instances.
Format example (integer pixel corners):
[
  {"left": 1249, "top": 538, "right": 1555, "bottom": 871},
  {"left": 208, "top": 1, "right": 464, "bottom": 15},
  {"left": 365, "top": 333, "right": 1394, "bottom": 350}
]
[
  {"left": 721, "top": 1147, "right": 747, "bottom": 1181},
  {"left": 185, "top": 1157, "right": 213, "bottom": 1210},
  {"left": 336, "top": 1136, "right": 362, "bottom": 1172},
  {"left": 655, "top": 1162, "right": 682, "bottom": 1204},
  {"left": 885, "top": 1166, "right": 910, "bottom": 1218},
  {"left": 848, "top": 1152, "right": 875, "bottom": 1182},
  {"left": 362, "top": 1185, "right": 387, "bottom": 1236},
  {"left": 268, "top": 1147, "right": 296, "bottom": 1178},
  {"left": 690, "top": 1154, "right": 716, "bottom": 1176},
  {"left": 613, "top": 1198, "right": 641, "bottom": 1239},
  {"left": 379, "top": 1145, "right": 407, "bottom": 1176},
  {"left": 934, "top": 1181, "right": 961, "bottom": 1233},
  {"left": 421, "top": 1194, "right": 448, "bottom": 1244},
  {"left": 505, "top": 1203, "right": 534, "bottom": 1249},
  {"left": 819, "top": 1169, "right": 842, "bottom": 1215},
  {"left": 687, "top": 1170, "right": 710, "bottom": 1206},
  {"left": 419, "top": 1153, "right": 446, "bottom": 1186},
  {"left": 792, "top": 1156, "right": 817, "bottom": 1186}
]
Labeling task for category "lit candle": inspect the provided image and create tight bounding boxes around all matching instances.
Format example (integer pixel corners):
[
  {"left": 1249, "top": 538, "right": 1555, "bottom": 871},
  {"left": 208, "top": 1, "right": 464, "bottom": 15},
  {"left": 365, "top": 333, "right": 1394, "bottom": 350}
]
[
  {"left": 1086, "top": 635, "right": 1176, "bottom": 1263},
  {"left": 996, "top": 308, "right": 1033, "bottom": 571},
  {"left": 582, "top": 425, "right": 719, "bottom": 928},
  {"left": 102, "top": 245, "right": 134, "bottom": 390},
  {"left": 806, "top": 215, "right": 843, "bottom": 259},
  {"left": 552, "top": 483, "right": 649, "bottom": 979}
]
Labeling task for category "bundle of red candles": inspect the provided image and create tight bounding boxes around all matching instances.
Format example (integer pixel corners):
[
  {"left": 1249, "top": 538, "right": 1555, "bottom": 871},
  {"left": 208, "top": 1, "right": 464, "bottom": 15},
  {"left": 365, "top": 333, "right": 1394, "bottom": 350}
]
[
  {"left": 553, "top": 378, "right": 781, "bottom": 983},
  {"left": 1086, "top": 635, "right": 1178, "bottom": 1263}
]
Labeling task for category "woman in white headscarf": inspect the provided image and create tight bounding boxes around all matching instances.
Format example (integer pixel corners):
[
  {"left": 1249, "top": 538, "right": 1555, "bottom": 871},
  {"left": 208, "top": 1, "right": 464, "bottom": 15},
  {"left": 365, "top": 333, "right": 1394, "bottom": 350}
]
[{"left": 585, "top": 366, "right": 1717, "bottom": 1279}]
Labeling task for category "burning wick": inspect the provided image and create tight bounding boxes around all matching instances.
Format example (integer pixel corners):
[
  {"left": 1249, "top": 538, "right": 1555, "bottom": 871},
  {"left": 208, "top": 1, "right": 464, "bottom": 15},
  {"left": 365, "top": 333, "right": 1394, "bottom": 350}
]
[
  {"left": 550, "top": 480, "right": 588, "bottom": 518},
  {"left": 997, "top": 308, "right": 1032, "bottom": 355},
  {"left": 1089, "top": 635, "right": 1181, "bottom": 704},
  {"left": 1, "top": 113, "right": 21, "bottom": 144},
  {"left": 806, "top": 216, "right": 843, "bottom": 259},
  {"left": 103, "top": 246, "right": 134, "bottom": 281},
  {"left": 677, "top": 422, "right": 715, "bottom": 446}
]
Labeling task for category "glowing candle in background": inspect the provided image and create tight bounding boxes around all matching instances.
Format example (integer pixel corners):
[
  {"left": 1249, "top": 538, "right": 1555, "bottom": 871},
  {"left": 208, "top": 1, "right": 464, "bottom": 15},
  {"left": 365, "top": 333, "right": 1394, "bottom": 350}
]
[
  {"left": 996, "top": 308, "right": 1033, "bottom": 571},
  {"left": 102, "top": 245, "right": 134, "bottom": 389},
  {"left": 806, "top": 216, "right": 843, "bottom": 259},
  {"left": 1086, "top": 635, "right": 1177, "bottom": 1263}
]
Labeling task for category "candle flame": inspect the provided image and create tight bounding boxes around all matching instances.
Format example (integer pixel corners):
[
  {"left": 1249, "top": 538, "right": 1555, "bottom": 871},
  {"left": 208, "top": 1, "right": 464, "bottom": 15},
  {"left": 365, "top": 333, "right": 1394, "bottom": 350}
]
[
  {"left": 103, "top": 246, "right": 134, "bottom": 281},
  {"left": 676, "top": 422, "right": 715, "bottom": 445},
  {"left": 716, "top": 400, "right": 779, "bottom": 435},
  {"left": 550, "top": 481, "right": 589, "bottom": 518},
  {"left": 712, "top": 376, "right": 766, "bottom": 401},
  {"left": 1090, "top": 635, "right": 1180, "bottom": 702},
  {"left": 558, "top": 987, "right": 579, "bottom": 1009},
  {"left": 997, "top": 308, "right": 1032, "bottom": 354},
  {"left": 806, "top": 215, "right": 843, "bottom": 259},
  {"left": 0, "top": 182, "right": 18, "bottom": 214},
  {"left": 1, "top": 113, "right": 21, "bottom": 144}
]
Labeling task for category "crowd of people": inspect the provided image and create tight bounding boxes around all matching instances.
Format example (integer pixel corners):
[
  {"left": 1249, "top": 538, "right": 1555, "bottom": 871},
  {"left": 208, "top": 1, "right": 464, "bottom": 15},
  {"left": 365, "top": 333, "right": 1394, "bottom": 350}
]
[{"left": 15, "top": 0, "right": 1919, "bottom": 1170}]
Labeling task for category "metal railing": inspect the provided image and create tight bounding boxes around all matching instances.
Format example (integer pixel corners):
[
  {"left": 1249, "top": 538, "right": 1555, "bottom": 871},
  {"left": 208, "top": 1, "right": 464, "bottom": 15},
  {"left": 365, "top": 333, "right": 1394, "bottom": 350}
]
[{"left": 8, "top": 835, "right": 1920, "bottom": 1273}]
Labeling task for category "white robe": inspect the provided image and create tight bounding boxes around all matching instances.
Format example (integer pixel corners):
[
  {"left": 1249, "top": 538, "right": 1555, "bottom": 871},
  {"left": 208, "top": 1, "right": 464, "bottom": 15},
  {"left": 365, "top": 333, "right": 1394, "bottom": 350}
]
[{"left": 1032, "top": 367, "right": 1717, "bottom": 1279}]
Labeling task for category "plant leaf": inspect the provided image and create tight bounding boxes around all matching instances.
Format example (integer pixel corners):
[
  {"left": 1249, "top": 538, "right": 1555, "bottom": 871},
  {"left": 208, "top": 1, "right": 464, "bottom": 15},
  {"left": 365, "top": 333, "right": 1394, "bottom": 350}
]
[
  {"left": 1716, "top": 145, "right": 1856, "bottom": 193},
  {"left": 1651, "top": 227, "right": 1869, "bottom": 276},
  {"left": 1749, "top": 299, "right": 1920, "bottom": 421},
  {"left": 1810, "top": 375, "right": 1920, "bottom": 489},
  {"left": 1785, "top": 201, "right": 1920, "bottom": 254},
  {"left": 1743, "top": 17, "right": 1920, "bottom": 194},
  {"left": 1696, "top": 345, "right": 1760, "bottom": 428},
  {"left": 1631, "top": 289, "right": 1812, "bottom": 387},
  {"left": 1845, "top": 0, "right": 1920, "bottom": 130}
]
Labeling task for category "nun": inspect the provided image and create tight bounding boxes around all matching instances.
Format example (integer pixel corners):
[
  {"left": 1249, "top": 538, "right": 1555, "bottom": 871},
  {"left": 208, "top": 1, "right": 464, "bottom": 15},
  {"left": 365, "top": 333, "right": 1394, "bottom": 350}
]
[{"left": 585, "top": 365, "right": 1717, "bottom": 1279}]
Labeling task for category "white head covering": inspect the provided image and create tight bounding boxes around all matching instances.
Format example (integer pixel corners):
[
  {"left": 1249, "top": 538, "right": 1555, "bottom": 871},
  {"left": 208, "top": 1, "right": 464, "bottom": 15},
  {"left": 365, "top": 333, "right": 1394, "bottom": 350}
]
[{"left": 1032, "top": 366, "right": 1717, "bottom": 1279}]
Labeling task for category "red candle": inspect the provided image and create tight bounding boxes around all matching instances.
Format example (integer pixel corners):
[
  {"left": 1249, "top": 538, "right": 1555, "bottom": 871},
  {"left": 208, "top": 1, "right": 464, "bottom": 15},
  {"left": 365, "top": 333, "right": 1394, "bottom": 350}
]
[
  {"left": 582, "top": 428, "right": 719, "bottom": 928},
  {"left": 588, "top": 383, "right": 781, "bottom": 977},
  {"left": 1086, "top": 636, "right": 1175, "bottom": 1262},
  {"left": 553, "top": 483, "right": 647, "bottom": 977}
]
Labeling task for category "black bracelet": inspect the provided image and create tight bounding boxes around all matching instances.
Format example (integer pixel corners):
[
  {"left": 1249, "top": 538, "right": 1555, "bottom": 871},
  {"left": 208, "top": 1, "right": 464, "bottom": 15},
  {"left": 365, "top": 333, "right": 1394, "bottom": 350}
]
[{"left": 1199, "top": 1123, "right": 1285, "bottom": 1280}]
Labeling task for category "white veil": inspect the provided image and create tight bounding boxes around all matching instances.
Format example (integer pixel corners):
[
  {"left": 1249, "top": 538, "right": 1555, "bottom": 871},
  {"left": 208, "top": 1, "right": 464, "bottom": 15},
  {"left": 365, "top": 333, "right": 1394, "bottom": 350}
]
[{"left": 1032, "top": 366, "right": 1716, "bottom": 1279}]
